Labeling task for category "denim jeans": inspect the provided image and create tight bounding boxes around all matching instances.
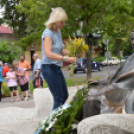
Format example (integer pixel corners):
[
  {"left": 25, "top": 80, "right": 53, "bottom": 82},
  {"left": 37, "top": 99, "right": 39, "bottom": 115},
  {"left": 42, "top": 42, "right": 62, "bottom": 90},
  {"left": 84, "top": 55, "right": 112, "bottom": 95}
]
[{"left": 41, "top": 64, "right": 69, "bottom": 110}]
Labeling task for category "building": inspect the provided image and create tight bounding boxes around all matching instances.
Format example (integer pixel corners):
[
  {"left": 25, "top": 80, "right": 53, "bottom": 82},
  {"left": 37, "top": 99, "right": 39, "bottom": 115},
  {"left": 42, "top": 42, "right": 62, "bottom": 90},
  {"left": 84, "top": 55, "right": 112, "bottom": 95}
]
[
  {"left": 25, "top": 44, "right": 42, "bottom": 68},
  {"left": 0, "top": 25, "right": 20, "bottom": 43}
]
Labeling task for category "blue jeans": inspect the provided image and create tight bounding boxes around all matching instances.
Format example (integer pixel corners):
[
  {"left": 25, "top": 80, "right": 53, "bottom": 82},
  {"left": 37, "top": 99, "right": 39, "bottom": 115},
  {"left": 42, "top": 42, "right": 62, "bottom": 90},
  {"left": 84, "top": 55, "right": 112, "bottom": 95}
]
[{"left": 41, "top": 64, "right": 69, "bottom": 110}]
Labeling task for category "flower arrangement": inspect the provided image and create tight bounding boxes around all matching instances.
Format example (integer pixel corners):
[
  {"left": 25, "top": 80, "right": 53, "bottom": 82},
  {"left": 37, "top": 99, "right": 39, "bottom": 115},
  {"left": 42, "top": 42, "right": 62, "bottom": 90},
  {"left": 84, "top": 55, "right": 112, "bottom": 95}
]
[
  {"left": 66, "top": 37, "right": 89, "bottom": 76},
  {"left": 35, "top": 85, "right": 90, "bottom": 134}
]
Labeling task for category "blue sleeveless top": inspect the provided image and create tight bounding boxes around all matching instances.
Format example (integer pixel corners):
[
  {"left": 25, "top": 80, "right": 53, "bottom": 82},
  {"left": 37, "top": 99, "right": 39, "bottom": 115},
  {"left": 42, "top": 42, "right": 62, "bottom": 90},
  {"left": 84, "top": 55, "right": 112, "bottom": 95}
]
[{"left": 41, "top": 28, "right": 64, "bottom": 67}]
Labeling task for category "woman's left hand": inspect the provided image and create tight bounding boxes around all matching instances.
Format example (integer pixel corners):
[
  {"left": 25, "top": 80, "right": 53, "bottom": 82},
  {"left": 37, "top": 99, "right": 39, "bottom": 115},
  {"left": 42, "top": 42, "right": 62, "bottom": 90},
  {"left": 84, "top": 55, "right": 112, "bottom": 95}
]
[{"left": 65, "top": 57, "right": 77, "bottom": 64}]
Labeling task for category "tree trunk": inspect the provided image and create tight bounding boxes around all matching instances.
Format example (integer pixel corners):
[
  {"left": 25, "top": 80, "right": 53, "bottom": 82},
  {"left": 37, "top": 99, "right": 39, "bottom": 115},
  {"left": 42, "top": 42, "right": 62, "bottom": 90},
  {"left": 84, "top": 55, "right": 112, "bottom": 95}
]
[
  {"left": 85, "top": 35, "right": 92, "bottom": 81},
  {"left": 101, "top": 42, "right": 106, "bottom": 56},
  {"left": 115, "top": 39, "right": 120, "bottom": 56}
]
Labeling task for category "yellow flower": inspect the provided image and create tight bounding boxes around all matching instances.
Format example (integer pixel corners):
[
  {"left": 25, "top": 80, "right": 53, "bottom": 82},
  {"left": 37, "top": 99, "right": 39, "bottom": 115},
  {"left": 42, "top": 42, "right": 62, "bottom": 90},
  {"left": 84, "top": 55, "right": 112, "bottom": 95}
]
[
  {"left": 66, "top": 37, "right": 89, "bottom": 57},
  {"left": 2, "top": 82, "right": 7, "bottom": 86},
  {"left": 82, "top": 45, "right": 89, "bottom": 52},
  {"left": 66, "top": 36, "right": 89, "bottom": 76}
]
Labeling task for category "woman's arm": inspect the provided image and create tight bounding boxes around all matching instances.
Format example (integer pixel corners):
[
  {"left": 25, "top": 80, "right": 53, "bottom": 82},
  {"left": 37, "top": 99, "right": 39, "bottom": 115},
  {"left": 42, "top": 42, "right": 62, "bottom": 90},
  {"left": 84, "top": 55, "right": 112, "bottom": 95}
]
[
  {"left": 44, "top": 36, "right": 77, "bottom": 64},
  {"left": 61, "top": 49, "right": 69, "bottom": 56}
]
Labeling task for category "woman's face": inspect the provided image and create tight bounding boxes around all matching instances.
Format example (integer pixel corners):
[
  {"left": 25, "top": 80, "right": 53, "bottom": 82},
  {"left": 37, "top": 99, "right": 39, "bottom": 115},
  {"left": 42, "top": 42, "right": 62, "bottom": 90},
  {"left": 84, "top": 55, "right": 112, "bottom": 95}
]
[{"left": 55, "top": 20, "right": 65, "bottom": 29}]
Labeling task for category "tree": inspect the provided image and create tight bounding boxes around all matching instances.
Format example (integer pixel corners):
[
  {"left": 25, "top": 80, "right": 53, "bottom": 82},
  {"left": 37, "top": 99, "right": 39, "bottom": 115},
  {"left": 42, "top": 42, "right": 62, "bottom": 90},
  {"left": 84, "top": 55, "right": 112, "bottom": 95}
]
[
  {"left": 0, "top": 18, "right": 5, "bottom": 25},
  {"left": 99, "top": 1, "right": 134, "bottom": 56},
  {"left": 0, "top": 40, "right": 24, "bottom": 63},
  {"left": 16, "top": 0, "right": 134, "bottom": 81},
  {"left": 0, "top": 0, "right": 27, "bottom": 36}
]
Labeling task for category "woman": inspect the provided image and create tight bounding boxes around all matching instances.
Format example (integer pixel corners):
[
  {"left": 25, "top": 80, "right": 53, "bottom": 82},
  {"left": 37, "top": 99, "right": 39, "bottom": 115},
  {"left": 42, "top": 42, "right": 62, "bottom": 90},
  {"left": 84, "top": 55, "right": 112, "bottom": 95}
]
[
  {"left": 41, "top": 7, "right": 77, "bottom": 110},
  {"left": 0, "top": 61, "right": 3, "bottom": 102}
]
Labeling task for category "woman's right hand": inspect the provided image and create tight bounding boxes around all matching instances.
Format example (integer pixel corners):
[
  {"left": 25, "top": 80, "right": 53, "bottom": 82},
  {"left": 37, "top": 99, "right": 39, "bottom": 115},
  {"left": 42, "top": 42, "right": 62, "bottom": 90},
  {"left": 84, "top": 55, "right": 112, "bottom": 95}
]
[{"left": 66, "top": 57, "right": 77, "bottom": 64}]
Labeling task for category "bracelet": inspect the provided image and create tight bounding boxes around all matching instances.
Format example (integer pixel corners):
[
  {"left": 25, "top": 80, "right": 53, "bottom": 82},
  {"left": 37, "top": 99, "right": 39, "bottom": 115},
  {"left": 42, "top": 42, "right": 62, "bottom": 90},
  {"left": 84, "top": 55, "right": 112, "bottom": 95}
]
[{"left": 62, "top": 56, "right": 66, "bottom": 61}]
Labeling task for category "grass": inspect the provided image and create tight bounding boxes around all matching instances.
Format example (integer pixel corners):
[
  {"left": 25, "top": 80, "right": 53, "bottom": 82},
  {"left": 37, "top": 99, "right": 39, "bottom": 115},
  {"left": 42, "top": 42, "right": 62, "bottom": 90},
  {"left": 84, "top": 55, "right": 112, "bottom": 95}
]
[
  {"left": 2, "top": 76, "right": 105, "bottom": 96},
  {"left": 40, "top": 76, "right": 104, "bottom": 89}
]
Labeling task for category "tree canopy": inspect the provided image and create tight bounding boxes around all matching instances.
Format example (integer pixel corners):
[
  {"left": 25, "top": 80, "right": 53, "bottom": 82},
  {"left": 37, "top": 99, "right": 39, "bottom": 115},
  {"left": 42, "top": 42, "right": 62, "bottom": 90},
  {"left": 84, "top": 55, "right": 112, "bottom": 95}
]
[
  {"left": 0, "top": 0, "right": 27, "bottom": 36},
  {"left": 0, "top": 40, "right": 24, "bottom": 63},
  {"left": 14, "top": 0, "right": 134, "bottom": 80}
]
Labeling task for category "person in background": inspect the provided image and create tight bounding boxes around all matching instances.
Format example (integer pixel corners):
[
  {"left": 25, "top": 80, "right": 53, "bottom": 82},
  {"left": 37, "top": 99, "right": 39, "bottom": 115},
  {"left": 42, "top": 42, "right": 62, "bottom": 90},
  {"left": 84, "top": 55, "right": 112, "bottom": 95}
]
[
  {"left": 32, "top": 53, "right": 43, "bottom": 88},
  {"left": 2, "top": 62, "right": 9, "bottom": 77},
  {"left": 19, "top": 54, "right": 31, "bottom": 77},
  {"left": 13, "top": 60, "right": 29, "bottom": 101},
  {"left": 5, "top": 64, "right": 20, "bottom": 103},
  {"left": 0, "top": 61, "right": 3, "bottom": 102}
]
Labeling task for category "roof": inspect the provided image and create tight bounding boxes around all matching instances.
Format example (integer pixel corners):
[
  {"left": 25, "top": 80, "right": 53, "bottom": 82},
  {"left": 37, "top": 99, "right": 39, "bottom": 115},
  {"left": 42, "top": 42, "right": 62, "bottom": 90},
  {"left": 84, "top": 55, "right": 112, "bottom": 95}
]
[{"left": 0, "top": 25, "right": 13, "bottom": 34}]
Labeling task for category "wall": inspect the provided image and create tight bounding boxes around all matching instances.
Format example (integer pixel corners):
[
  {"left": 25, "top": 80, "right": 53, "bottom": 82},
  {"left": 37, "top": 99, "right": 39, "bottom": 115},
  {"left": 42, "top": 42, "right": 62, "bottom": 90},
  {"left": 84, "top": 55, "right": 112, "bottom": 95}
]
[
  {"left": 25, "top": 51, "right": 31, "bottom": 63},
  {"left": 25, "top": 44, "right": 42, "bottom": 64},
  {"left": 0, "top": 33, "right": 20, "bottom": 43}
]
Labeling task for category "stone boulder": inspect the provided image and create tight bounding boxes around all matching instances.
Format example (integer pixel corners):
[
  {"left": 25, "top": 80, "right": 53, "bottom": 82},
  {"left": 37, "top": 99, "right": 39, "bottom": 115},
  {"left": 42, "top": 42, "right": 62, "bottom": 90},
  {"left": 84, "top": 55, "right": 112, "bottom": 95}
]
[{"left": 77, "top": 114, "right": 134, "bottom": 134}]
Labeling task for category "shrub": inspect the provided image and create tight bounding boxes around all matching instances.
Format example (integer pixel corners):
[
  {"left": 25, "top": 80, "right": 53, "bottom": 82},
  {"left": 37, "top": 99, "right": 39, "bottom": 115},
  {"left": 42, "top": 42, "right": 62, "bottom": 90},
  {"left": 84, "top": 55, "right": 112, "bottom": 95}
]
[
  {"left": 94, "top": 56, "right": 106, "bottom": 62},
  {"left": 0, "top": 40, "right": 24, "bottom": 63},
  {"left": 1, "top": 82, "right": 21, "bottom": 97}
]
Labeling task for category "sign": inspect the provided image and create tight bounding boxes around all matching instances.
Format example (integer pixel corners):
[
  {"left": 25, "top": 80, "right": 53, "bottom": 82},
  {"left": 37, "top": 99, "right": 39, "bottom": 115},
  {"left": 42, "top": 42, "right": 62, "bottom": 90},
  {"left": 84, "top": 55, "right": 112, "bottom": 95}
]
[
  {"left": 102, "top": 39, "right": 109, "bottom": 45},
  {"left": 105, "top": 51, "right": 111, "bottom": 59}
]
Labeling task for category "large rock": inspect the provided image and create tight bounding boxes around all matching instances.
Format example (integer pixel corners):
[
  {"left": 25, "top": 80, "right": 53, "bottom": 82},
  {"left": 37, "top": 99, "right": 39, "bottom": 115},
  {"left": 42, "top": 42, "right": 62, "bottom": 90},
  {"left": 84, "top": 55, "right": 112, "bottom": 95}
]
[
  {"left": 77, "top": 114, "right": 134, "bottom": 134},
  {"left": 0, "top": 85, "right": 81, "bottom": 126}
]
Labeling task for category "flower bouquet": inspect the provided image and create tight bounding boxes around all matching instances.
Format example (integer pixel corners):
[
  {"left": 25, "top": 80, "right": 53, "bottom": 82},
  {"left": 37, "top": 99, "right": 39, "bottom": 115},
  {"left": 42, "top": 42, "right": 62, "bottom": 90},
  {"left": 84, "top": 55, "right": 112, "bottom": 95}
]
[{"left": 66, "top": 37, "right": 89, "bottom": 76}]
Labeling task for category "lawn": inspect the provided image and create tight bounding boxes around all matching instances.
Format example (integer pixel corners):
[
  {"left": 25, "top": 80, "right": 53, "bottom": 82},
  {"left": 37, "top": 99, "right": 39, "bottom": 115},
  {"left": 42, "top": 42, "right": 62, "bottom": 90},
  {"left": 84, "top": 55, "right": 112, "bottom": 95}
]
[
  {"left": 1, "top": 76, "right": 104, "bottom": 96},
  {"left": 32, "top": 76, "right": 104, "bottom": 93}
]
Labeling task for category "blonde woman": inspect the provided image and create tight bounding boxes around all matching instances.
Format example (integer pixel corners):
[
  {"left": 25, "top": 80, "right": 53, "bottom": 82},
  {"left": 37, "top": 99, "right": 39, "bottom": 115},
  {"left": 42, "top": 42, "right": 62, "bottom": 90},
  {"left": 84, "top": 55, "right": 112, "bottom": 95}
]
[{"left": 41, "top": 7, "right": 77, "bottom": 110}]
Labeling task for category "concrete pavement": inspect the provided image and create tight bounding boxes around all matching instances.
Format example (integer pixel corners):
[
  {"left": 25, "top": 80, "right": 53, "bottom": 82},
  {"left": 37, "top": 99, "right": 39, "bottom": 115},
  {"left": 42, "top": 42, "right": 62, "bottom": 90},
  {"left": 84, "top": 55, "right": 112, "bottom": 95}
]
[
  {"left": 0, "top": 95, "right": 37, "bottom": 134},
  {"left": 0, "top": 94, "right": 35, "bottom": 108}
]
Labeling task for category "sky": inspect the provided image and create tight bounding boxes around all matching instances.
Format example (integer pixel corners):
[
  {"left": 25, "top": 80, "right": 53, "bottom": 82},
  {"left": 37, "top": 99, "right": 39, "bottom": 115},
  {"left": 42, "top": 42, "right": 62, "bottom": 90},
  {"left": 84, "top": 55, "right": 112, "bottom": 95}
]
[{"left": 0, "top": 7, "right": 4, "bottom": 18}]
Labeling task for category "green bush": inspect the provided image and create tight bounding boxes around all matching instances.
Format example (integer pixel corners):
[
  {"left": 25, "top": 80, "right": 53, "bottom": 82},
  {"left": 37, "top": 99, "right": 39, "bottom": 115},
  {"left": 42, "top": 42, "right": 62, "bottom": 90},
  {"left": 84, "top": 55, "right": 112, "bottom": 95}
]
[
  {"left": 0, "top": 40, "right": 24, "bottom": 63},
  {"left": 94, "top": 56, "right": 106, "bottom": 62},
  {"left": 1, "top": 82, "right": 22, "bottom": 97}
]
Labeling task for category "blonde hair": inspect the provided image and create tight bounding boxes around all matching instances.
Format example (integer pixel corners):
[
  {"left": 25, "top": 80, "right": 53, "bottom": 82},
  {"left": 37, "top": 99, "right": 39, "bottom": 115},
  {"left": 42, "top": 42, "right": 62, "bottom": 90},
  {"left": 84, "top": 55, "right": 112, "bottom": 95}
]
[
  {"left": 45, "top": 7, "right": 68, "bottom": 28},
  {"left": 13, "top": 60, "right": 19, "bottom": 65}
]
